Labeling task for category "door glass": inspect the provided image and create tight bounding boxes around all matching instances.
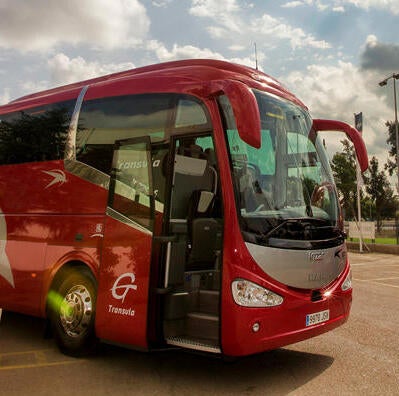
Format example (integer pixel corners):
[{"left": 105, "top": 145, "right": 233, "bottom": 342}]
[
  {"left": 109, "top": 138, "right": 154, "bottom": 230},
  {"left": 170, "top": 136, "right": 217, "bottom": 219}
]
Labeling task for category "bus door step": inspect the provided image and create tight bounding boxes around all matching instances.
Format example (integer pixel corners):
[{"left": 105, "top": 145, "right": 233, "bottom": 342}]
[{"left": 165, "top": 336, "right": 221, "bottom": 354}]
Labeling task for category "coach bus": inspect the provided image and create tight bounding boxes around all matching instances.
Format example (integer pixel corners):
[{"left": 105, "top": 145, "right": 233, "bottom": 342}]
[{"left": 0, "top": 59, "right": 368, "bottom": 357}]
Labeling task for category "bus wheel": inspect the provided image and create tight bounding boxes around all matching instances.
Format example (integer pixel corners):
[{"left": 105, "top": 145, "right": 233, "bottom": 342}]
[{"left": 48, "top": 269, "right": 97, "bottom": 357}]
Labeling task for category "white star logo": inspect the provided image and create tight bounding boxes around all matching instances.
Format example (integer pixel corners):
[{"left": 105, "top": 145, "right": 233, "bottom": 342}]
[{"left": 42, "top": 169, "right": 67, "bottom": 189}]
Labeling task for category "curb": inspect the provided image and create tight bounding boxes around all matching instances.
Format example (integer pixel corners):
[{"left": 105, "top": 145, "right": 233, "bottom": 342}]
[{"left": 346, "top": 241, "right": 399, "bottom": 255}]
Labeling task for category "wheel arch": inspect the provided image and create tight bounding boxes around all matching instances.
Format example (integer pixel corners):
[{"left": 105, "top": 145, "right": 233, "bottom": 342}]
[
  {"left": 45, "top": 260, "right": 98, "bottom": 356},
  {"left": 42, "top": 258, "right": 98, "bottom": 318}
]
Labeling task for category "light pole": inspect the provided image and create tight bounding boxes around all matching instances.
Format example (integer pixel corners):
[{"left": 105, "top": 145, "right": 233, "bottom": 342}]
[
  {"left": 379, "top": 73, "right": 399, "bottom": 194},
  {"left": 379, "top": 73, "right": 399, "bottom": 245}
]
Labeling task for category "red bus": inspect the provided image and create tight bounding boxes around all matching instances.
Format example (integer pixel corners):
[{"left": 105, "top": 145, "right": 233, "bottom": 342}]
[{"left": 0, "top": 59, "right": 367, "bottom": 357}]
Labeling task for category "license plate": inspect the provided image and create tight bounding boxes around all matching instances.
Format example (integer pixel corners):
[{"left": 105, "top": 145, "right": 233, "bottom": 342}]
[{"left": 306, "top": 309, "right": 329, "bottom": 326}]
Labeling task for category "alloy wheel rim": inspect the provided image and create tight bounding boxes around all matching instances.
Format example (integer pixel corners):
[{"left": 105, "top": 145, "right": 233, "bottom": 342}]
[{"left": 60, "top": 284, "right": 93, "bottom": 338}]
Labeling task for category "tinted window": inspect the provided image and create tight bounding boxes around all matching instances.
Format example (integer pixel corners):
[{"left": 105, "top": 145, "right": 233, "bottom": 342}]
[
  {"left": 110, "top": 139, "right": 153, "bottom": 229},
  {"left": 77, "top": 94, "right": 211, "bottom": 175},
  {"left": 0, "top": 101, "right": 74, "bottom": 165},
  {"left": 77, "top": 94, "right": 174, "bottom": 174},
  {"left": 175, "top": 98, "right": 208, "bottom": 128}
]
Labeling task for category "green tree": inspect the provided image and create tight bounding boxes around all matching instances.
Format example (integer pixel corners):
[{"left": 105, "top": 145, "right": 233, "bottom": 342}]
[
  {"left": 384, "top": 120, "right": 398, "bottom": 177},
  {"left": 0, "top": 108, "right": 69, "bottom": 164},
  {"left": 365, "top": 156, "right": 396, "bottom": 230},
  {"left": 331, "top": 139, "right": 358, "bottom": 219}
]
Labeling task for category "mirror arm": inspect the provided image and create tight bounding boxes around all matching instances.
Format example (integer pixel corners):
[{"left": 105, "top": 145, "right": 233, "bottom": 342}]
[
  {"left": 207, "top": 79, "right": 261, "bottom": 148},
  {"left": 313, "top": 119, "right": 368, "bottom": 172}
]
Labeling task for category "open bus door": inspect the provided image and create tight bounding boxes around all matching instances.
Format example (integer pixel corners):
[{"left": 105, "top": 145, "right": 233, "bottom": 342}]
[
  {"left": 95, "top": 137, "right": 155, "bottom": 349},
  {"left": 159, "top": 135, "right": 222, "bottom": 353}
]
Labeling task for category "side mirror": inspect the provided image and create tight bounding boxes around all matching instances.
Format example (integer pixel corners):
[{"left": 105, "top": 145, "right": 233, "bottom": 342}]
[
  {"left": 208, "top": 79, "right": 261, "bottom": 148},
  {"left": 313, "top": 119, "right": 368, "bottom": 172}
]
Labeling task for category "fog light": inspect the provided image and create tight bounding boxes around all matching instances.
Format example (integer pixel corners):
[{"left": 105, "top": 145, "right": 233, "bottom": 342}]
[
  {"left": 231, "top": 279, "right": 283, "bottom": 307},
  {"left": 252, "top": 322, "right": 260, "bottom": 332}
]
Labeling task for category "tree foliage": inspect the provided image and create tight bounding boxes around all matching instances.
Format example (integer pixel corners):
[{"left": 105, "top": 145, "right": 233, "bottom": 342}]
[
  {"left": 331, "top": 139, "right": 358, "bottom": 219},
  {"left": 331, "top": 138, "right": 398, "bottom": 223},
  {"left": 365, "top": 156, "right": 396, "bottom": 229},
  {"left": 385, "top": 120, "right": 398, "bottom": 176},
  {"left": 0, "top": 108, "right": 69, "bottom": 165}
]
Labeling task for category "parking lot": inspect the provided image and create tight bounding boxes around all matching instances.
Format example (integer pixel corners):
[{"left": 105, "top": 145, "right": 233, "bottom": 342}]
[{"left": 1, "top": 252, "right": 398, "bottom": 395}]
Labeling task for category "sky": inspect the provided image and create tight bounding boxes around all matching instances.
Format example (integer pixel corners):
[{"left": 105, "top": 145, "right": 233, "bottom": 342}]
[{"left": 0, "top": 0, "right": 398, "bottom": 188}]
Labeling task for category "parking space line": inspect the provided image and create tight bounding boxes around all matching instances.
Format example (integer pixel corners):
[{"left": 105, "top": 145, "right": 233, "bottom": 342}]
[
  {"left": 369, "top": 277, "right": 399, "bottom": 281},
  {"left": 0, "top": 349, "right": 83, "bottom": 371},
  {"left": 0, "top": 349, "right": 53, "bottom": 357},
  {"left": 351, "top": 263, "right": 399, "bottom": 267},
  {"left": 0, "top": 360, "right": 78, "bottom": 371},
  {"left": 354, "top": 278, "right": 399, "bottom": 289},
  {"left": 369, "top": 281, "right": 399, "bottom": 289}
]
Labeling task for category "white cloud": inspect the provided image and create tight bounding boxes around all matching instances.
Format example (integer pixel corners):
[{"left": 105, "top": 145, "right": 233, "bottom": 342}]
[
  {"left": 145, "top": 40, "right": 260, "bottom": 69},
  {"left": 151, "top": 0, "right": 173, "bottom": 6},
  {"left": 6, "top": 54, "right": 136, "bottom": 99},
  {"left": 283, "top": 0, "right": 399, "bottom": 14},
  {"left": 189, "top": 0, "right": 240, "bottom": 17},
  {"left": 229, "top": 44, "right": 247, "bottom": 51},
  {"left": 282, "top": 61, "right": 393, "bottom": 165},
  {"left": 190, "top": 0, "right": 242, "bottom": 34},
  {"left": 47, "top": 53, "right": 135, "bottom": 86},
  {"left": 147, "top": 40, "right": 226, "bottom": 62},
  {"left": 282, "top": 0, "right": 329, "bottom": 11},
  {"left": 0, "top": 89, "right": 10, "bottom": 105},
  {"left": 333, "top": 6, "right": 345, "bottom": 12},
  {"left": 316, "top": 2, "right": 329, "bottom": 11},
  {"left": 20, "top": 80, "right": 51, "bottom": 97},
  {"left": 339, "top": 0, "right": 399, "bottom": 14},
  {"left": 0, "top": 0, "right": 150, "bottom": 52},
  {"left": 281, "top": 1, "right": 305, "bottom": 8},
  {"left": 251, "top": 14, "right": 331, "bottom": 49},
  {"left": 146, "top": 39, "right": 263, "bottom": 72},
  {"left": 190, "top": 0, "right": 331, "bottom": 50},
  {"left": 229, "top": 55, "right": 258, "bottom": 69},
  {"left": 365, "top": 34, "right": 378, "bottom": 48}
]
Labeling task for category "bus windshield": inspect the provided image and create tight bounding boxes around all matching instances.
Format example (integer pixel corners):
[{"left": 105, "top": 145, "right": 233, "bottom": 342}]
[{"left": 225, "top": 90, "right": 342, "bottom": 249}]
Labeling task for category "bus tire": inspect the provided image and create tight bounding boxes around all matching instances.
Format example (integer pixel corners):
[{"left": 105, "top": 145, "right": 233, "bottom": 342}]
[{"left": 48, "top": 268, "right": 97, "bottom": 357}]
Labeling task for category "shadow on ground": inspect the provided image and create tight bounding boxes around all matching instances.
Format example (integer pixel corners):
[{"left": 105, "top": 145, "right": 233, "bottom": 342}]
[{"left": 1, "top": 311, "right": 334, "bottom": 395}]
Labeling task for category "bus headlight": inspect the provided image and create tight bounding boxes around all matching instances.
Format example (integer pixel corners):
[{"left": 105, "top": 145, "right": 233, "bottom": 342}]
[
  {"left": 231, "top": 279, "right": 283, "bottom": 307},
  {"left": 341, "top": 270, "right": 352, "bottom": 291}
]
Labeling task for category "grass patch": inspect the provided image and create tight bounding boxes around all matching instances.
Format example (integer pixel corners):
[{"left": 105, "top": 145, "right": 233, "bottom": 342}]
[{"left": 349, "top": 237, "right": 398, "bottom": 245}]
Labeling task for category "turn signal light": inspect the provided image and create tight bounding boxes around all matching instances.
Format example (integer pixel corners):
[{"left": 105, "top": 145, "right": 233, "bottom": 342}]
[{"left": 341, "top": 270, "right": 352, "bottom": 291}]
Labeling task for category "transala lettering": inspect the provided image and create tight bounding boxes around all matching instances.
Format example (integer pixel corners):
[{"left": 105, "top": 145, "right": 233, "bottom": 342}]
[{"left": 108, "top": 305, "right": 135, "bottom": 317}]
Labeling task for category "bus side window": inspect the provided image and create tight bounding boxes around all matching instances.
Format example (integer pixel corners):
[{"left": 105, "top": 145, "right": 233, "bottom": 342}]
[
  {"left": 0, "top": 102, "right": 74, "bottom": 165},
  {"left": 76, "top": 94, "right": 174, "bottom": 175}
]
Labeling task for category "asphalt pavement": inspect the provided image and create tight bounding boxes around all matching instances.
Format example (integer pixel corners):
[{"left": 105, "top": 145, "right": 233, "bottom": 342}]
[{"left": 0, "top": 252, "right": 398, "bottom": 395}]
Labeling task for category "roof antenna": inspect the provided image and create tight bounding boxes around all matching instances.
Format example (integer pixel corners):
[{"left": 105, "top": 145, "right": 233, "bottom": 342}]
[{"left": 254, "top": 42, "right": 258, "bottom": 70}]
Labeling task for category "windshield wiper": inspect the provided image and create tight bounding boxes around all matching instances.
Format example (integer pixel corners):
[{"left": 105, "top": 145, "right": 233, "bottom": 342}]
[
  {"left": 262, "top": 218, "right": 308, "bottom": 241},
  {"left": 246, "top": 217, "right": 344, "bottom": 249},
  {"left": 262, "top": 217, "right": 342, "bottom": 241}
]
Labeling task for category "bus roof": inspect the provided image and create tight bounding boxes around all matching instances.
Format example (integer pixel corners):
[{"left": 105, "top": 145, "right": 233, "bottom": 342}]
[{"left": 1, "top": 59, "right": 305, "bottom": 113}]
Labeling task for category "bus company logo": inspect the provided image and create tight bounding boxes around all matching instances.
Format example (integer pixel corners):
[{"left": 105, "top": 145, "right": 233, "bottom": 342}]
[
  {"left": 42, "top": 169, "right": 67, "bottom": 189},
  {"left": 111, "top": 272, "right": 138, "bottom": 303},
  {"left": 90, "top": 223, "right": 104, "bottom": 238},
  {"left": 309, "top": 251, "right": 325, "bottom": 262}
]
